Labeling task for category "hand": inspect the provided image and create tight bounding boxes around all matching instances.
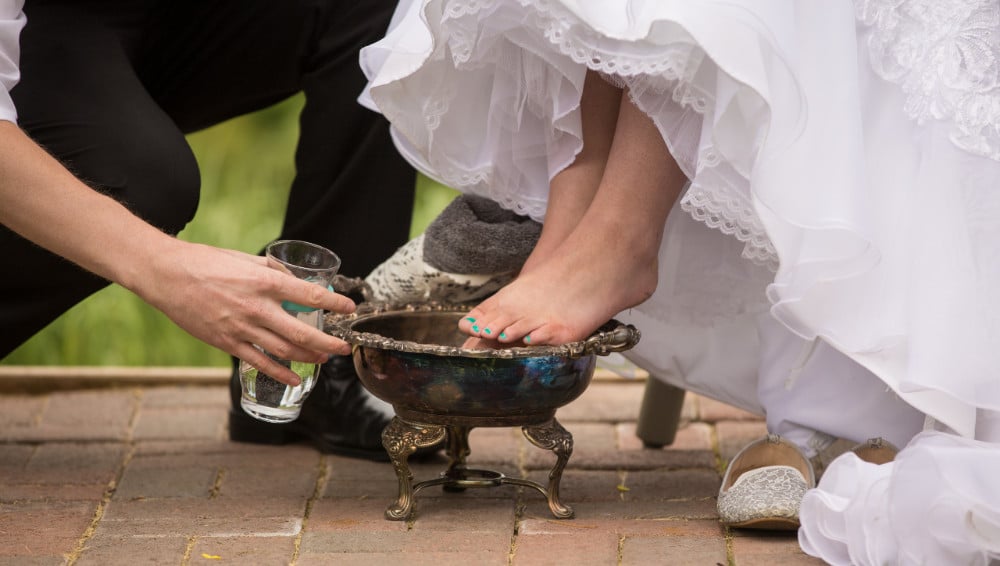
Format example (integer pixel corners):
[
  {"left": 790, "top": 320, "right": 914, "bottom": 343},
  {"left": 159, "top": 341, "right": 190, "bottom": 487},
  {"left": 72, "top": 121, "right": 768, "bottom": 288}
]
[
  {"left": 134, "top": 240, "right": 355, "bottom": 386},
  {"left": 0, "top": 123, "right": 349, "bottom": 384}
]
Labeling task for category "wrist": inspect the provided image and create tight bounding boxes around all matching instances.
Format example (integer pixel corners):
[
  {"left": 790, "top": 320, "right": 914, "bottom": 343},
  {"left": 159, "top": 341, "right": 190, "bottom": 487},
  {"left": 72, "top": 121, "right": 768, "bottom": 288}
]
[{"left": 113, "top": 229, "right": 186, "bottom": 298}]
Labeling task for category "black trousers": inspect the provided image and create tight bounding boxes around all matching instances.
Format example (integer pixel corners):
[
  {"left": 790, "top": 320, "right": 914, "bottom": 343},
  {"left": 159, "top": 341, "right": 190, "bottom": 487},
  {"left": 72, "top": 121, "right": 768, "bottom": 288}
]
[{"left": 1, "top": 0, "right": 415, "bottom": 357}]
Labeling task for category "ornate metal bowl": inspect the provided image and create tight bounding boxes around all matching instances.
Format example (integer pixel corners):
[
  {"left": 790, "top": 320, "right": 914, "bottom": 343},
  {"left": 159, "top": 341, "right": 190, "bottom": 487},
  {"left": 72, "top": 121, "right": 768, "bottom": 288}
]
[{"left": 326, "top": 302, "right": 640, "bottom": 427}]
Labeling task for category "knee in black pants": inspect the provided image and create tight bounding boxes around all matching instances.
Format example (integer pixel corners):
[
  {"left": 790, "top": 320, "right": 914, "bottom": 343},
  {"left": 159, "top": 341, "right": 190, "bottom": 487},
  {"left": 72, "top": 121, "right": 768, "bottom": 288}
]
[
  {"left": 59, "top": 125, "right": 202, "bottom": 237},
  {"left": 13, "top": 2, "right": 203, "bottom": 236},
  {"left": 0, "top": 124, "right": 201, "bottom": 357}
]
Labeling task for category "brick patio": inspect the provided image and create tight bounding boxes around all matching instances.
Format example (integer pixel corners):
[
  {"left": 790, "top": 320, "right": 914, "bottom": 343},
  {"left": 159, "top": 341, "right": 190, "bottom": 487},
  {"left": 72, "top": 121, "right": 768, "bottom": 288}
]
[{"left": 0, "top": 370, "right": 823, "bottom": 565}]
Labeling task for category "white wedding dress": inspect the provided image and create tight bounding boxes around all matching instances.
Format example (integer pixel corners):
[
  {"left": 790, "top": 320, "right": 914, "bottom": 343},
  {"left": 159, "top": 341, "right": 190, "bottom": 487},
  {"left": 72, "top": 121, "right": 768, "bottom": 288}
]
[{"left": 360, "top": 1, "right": 1000, "bottom": 563}]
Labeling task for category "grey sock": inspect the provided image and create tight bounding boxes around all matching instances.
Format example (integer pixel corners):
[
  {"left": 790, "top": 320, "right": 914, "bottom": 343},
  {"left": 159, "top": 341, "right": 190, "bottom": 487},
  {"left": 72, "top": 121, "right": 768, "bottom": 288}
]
[{"left": 422, "top": 194, "right": 541, "bottom": 274}]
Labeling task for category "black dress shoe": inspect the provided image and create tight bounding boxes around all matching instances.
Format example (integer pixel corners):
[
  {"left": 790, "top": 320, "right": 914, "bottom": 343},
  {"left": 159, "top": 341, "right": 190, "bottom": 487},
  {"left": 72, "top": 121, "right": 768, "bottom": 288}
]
[{"left": 229, "top": 355, "right": 396, "bottom": 461}]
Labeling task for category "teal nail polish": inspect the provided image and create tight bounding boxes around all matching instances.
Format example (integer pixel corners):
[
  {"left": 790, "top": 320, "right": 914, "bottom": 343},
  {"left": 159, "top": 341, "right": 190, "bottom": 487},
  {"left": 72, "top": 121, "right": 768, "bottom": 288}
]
[
  {"left": 484, "top": 328, "right": 492, "bottom": 335},
  {"left": 465, "top": 317, "right": 476, "bottom": 323},
  {"left": 499, "top": 332, "right": 507, "bottom": 339},
  {"left": 472, "top": 325, "right": 480, "bottom": 333},
  {"left": 524, "top": 335, "right": 531, "bottom": 344}
]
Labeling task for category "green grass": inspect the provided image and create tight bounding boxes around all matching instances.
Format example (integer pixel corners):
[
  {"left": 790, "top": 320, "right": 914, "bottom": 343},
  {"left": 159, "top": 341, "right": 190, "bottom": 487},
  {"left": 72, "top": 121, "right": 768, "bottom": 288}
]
[{"left": 2, "top": 95, "right": 457, "bottom": 367}]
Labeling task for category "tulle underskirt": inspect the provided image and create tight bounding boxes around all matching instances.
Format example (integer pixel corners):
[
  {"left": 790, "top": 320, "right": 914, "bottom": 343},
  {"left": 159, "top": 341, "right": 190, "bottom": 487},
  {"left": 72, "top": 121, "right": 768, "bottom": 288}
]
[{"left": 800, "top": 430, "right": 1000, "bottom": 565}]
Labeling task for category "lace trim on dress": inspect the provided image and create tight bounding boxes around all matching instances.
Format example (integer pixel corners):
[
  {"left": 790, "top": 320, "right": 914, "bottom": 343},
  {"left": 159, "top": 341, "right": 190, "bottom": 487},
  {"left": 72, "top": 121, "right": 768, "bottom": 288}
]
[
  {"left": 443, "top": 0, "right": 495, "bottom": 19},
  {"left": 518, "top": 0, "right": 775, "bottom": 265},
  {"left": 855, "top": 0, "right": 1000, "bottom": 162},
  {"left": 683, "top": 182, "right": 779, "bottom": 271},
  {"left": 521, "top": 0, "right": 702, "bottom": 81},
  {"left": 439, "top": 0, "right": 778, "bottom": 265},
  {"left": 492, "top": 193, "right": 550, "bottom": 220}
]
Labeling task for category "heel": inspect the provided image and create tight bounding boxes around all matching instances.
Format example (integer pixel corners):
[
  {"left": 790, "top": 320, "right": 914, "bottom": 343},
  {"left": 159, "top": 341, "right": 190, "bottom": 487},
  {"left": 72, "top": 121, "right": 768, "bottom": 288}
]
[{"left": 228, "top": 409, "right": 301, "bottom": 445}]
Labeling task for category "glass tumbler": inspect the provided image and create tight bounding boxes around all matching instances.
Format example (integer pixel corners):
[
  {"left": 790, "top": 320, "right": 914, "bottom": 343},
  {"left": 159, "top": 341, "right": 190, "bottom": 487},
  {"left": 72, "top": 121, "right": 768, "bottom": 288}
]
[{"left": 238, "top": 240, "right": 341, "bottom": 423}]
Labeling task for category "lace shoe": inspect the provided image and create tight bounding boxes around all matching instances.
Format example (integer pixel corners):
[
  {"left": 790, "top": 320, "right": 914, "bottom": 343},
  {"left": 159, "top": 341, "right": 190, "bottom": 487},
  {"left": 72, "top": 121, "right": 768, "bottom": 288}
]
[{"left": 717, "top": 434, "right": 816, "bottom": 530}]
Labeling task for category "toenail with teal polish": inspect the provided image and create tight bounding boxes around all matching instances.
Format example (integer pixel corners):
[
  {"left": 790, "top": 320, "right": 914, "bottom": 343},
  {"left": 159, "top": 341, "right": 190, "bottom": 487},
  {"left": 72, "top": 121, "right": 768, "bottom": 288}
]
[
  {"left": 484, "top": 328, "right": 492, "bottom": 335},
  {"left": 524, "top": 335, "right": 531, "bottom": 343},
  {"left": 472, "top": 325, "right": 479, "bottom": 332},
  {"left": 499, "top": 332, "right": 507, "bottom": 339},
  {"left": 465, "top": 317, "right": 476, "bottom": 323}
]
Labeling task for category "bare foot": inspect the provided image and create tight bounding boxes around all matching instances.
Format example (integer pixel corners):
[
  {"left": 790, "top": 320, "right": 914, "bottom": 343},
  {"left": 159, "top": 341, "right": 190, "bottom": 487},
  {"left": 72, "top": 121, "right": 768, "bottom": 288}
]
[
  {"left": 458, "top": 213, "right": 659, "bottom": 345},
  {"left": 458, "top": 78, "right": 685, "bottom": 345}
]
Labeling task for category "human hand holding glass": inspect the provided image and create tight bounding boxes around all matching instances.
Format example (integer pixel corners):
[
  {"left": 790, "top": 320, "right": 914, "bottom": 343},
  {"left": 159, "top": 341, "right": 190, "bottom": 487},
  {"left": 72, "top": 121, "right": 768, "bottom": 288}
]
[{"left": 238, "top": 240, "right": 343, "bottom": 423}]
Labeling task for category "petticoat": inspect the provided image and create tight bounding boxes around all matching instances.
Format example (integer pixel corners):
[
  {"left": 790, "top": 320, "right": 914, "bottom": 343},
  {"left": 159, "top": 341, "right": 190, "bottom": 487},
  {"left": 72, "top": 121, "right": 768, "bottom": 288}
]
[
  {"left": 799, "top": 430, "right": 1000, "bottom": 565},
  {"left": 359, "top": 1, "right": 1000, "bottom": 562}
]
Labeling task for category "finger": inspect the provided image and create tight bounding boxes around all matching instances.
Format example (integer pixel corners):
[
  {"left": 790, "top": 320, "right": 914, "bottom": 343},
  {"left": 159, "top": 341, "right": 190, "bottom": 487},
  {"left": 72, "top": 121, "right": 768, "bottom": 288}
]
[
  {"left": 243, "top": 326, "right": 330, "bottom": 367},
  {"left": 276, "top": 276, "right": 356, "bottom": 315},
  {"left": 232, "top": 342, "right": 305, "bottom": 387},
  {"left": 265, "top": 255, "right": 296, "bottom": 277},
  {"left": 262, "top": 310, "right": 353, "bottom": 356}
]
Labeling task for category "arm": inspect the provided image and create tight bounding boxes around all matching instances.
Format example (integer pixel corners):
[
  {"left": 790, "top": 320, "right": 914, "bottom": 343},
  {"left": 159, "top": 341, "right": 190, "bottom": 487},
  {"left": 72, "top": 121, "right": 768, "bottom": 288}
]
[
  {"left": 0, "top": 2, "right": 24, "bottom": 124},
  {"left": 0, "top": 121, "right": 353, "bottom": 384}
]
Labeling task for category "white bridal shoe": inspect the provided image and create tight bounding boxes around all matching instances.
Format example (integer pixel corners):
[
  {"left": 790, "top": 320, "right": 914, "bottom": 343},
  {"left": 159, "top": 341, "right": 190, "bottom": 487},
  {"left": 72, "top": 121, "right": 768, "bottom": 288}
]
[{"left": 717, "top": 434, "right": 816, "bottom": 530}]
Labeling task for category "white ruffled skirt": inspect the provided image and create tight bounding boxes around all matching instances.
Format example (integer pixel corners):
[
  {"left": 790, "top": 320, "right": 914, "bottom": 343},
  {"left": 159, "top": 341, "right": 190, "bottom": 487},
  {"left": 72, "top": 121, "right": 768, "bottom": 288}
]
[
  {"left": 799, "top": 430, "right": 1000, "bottom": 565},
  {"left": 360, "top": 0, "right": 1000, "bottom": 561}
]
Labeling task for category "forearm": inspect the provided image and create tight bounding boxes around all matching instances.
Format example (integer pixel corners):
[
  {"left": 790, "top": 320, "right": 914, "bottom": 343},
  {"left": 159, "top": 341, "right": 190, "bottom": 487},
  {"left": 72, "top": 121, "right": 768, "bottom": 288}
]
[
  {"left": 0, "top": 120, "right": 353, "bottom": 382},
  {"left": 0, "top": 120, "right": 178, "bottom": 293}
]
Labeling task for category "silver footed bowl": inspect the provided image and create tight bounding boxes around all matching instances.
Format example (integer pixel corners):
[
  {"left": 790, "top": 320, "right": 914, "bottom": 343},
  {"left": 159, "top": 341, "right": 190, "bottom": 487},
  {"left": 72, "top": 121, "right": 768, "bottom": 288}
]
[{"left": 326, "top": 302, "right": 641, "bottom": 427}]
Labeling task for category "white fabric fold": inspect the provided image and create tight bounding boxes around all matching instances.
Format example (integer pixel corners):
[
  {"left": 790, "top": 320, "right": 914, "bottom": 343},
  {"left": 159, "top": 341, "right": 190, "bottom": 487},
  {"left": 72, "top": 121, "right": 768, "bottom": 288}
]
[
  {"left": 360, "top": 0, "right": 1000, "bottom": 437},
  {"left": 0, "top": 0, "right": 26, "bottom": 123},
  {"left": 359, "top": 1, "right": 1000, "bottom": 560},
  {"left": 800, "top": 431, "right": 1000, "bottom": 566}
]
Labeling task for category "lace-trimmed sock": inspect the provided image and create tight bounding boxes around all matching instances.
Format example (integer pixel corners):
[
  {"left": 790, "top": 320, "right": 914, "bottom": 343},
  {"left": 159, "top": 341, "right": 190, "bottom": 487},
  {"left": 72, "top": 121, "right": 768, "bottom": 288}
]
[{"left": 365, "top": 195, "right": 541, "bottom": 304}]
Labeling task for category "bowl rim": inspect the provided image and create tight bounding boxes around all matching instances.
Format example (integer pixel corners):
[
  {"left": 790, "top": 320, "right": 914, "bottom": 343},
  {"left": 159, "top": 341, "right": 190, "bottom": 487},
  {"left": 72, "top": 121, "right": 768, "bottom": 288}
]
[{"left": 325, "top": 301, "right": 640, "bottom": 360}]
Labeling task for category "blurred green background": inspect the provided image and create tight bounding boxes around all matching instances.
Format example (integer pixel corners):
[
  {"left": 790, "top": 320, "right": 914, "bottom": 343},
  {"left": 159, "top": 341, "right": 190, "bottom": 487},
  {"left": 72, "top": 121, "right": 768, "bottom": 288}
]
[{"left": 1, "top": 94, "right": 458, "bottom": 368}]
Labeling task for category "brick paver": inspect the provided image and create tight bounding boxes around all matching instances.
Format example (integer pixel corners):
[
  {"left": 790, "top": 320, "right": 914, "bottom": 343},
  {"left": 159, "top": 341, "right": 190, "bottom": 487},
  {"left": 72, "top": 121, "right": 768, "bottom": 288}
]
[{"left": 0, "top": 377, "right": 822, "bottom": 565}]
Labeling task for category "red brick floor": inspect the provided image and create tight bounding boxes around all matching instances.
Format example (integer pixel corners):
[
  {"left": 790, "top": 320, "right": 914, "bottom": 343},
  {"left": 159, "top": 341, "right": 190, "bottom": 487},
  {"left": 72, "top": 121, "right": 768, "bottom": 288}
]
[{"left": 0, "top": 376, "right": 824, "bottom": 565}]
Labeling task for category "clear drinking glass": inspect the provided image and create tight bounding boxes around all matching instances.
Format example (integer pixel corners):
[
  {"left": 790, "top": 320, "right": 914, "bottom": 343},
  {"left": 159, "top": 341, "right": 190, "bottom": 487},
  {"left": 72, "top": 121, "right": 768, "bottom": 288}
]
[{"left": 238, "top": 240, "right": 341, "bottom": 423}]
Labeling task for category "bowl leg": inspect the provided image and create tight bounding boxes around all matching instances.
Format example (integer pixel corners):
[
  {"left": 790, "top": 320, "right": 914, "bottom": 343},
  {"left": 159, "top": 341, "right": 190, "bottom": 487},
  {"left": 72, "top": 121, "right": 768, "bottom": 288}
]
[
  {"left": 381, "top": 416, "right": 447, "bottom": 520},
  {"left": 522, "top": 418, "right": 575, "bottom": 519},
  {"left": 443, "top": 425, "right": 472, "bottom": 492}
]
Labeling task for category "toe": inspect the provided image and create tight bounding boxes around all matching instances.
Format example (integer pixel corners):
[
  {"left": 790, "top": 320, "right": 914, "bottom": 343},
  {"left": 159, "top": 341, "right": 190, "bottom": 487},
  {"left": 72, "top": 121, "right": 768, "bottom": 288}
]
[
  {"left": 458, "top": 308, "right": 486, "bottom": 335},
  {"left": 498, "top": 318, "right": 548, "bottom": 345},
  {"left": 478, "top": 313, "right": 520, "bottom": 342}
]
